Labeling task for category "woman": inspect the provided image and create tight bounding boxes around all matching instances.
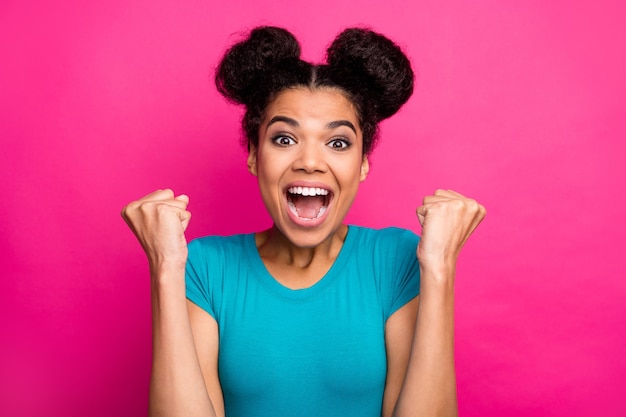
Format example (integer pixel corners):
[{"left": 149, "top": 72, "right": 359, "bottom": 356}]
[{"left": 122, "top": 26, "right": 485, "bottom": 417}]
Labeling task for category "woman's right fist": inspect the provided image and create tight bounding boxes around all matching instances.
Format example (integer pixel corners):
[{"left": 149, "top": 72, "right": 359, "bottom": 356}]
[{"left": 121, "top": 189, "right": 191, "bottom": 269}]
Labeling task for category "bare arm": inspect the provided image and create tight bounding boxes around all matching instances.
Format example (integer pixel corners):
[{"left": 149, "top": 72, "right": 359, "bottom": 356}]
[
  {"left": 187, "top": 300, "right": 224, "bottom": 417},
  {"left": 122, "top": 189, "right": 217, "bottom": 417},
  {"left": 392, "top": 265, "right": 457, "bottom": 417},
  {"left": 382, "top": 296, "right": 419, "bottom": 417},
  {"left": 390, "top": 189, "right": 486, "bottom": 417}
]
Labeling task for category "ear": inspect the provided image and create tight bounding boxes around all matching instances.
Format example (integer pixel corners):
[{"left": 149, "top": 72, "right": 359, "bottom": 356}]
[
  {"left": 247, "top": 145, "right": 258, "bottom": 176},
  {"left": 359, "top": 155, "right": 369, "bottom": 182}
]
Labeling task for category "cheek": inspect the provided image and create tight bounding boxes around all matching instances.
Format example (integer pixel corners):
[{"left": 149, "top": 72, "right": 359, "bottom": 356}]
[
  {"left": 335, "top": 165, "right": 365, "bottom": 191},
  {"left": 256, "top": 158, "right": 285, "bottom": 198}
]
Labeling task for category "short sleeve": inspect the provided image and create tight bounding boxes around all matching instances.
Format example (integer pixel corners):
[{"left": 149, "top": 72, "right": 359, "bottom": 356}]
[
  {"left": 384, "top": 228, "right": 421, "bottom": 320},
  {"left": 185, "top": 238, "right": 217, "bottom": 320}
]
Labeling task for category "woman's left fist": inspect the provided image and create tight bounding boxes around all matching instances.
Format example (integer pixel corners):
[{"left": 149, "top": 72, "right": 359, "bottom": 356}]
[{"left": 416, "top": 189, "right": 486, "bottom": 270}]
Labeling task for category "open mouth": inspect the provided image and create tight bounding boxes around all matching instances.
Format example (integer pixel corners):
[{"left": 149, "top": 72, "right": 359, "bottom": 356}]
[{"left": 286, "top": 186, "right": 332, "bottom": 220}]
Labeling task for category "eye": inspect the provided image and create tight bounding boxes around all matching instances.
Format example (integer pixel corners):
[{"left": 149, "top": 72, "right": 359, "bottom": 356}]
[
  {"left": 272, "top": 134, "right": 296, "bottom": 146},
  {"left": 327, "top": 138, "right": 351, "bottom": 150}
]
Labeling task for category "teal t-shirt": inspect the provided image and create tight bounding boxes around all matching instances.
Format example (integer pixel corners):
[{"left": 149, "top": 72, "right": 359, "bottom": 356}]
[{"left": 185, "top": 225, "right": 420, "bottom": 417}]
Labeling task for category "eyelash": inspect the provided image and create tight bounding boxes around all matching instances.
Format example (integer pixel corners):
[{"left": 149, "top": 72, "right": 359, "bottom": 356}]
[
  {"left": 270, "top": 134, "right": 352, "bottom": 150},
  {"left": 271, "top": 134, "right": 296, "bottom": 146},
  {"left": 327, "top": 138, "right": 352, "bottom": 150}
]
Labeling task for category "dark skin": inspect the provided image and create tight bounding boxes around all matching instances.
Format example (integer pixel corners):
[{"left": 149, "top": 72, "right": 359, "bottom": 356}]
[{"left": 121, "top": 87, "right": 485, "bottom": 417}]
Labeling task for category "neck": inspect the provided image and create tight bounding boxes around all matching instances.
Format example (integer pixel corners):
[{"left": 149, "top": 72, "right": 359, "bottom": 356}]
[{"left": 256, "top": 224, "right": 348, "bottom": 268}]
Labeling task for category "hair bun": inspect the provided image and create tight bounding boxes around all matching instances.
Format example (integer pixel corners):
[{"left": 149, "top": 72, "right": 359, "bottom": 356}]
[
  {"left": 326, "top": 28, "right": 414, "bottom": 120},
  {"left": 216, "top": 26, "right": 302, "bottom": 105}
]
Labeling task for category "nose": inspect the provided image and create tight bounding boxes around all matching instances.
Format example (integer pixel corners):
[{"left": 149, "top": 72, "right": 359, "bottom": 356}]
[{"left": 292, "top": 140, "right": 327, "bottom": 174}]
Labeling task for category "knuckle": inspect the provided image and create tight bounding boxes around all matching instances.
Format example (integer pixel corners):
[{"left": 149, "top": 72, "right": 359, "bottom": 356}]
[
  {"left": 122, "top": 201, "right": 139, "bottom": 218},
  {"left": 138, "top": 201, "right": 156, "bottom": 215},
  {"left": 154, "top": 203, "right": 169, "bottom": 214},
  {"left": 465, "top": 198, "right": 479, "bottom": 211},
  {"left": 449, "top": 199, "right": 465, "bottom": 210}
]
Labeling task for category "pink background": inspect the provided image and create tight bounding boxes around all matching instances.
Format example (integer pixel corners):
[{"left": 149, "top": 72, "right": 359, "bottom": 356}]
[{"left": 1, "top": 0, "right": 625, "bottom": 415}]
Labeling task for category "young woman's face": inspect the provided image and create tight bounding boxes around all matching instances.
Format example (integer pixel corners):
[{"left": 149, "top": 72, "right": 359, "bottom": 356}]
[{"left": 248, "top": 87, "right": 369, "bottom": 248}]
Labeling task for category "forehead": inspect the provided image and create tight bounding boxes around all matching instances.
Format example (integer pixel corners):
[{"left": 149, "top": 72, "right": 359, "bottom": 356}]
[{"left": 263, "top": 87, "right": 359, "bottom": 127}]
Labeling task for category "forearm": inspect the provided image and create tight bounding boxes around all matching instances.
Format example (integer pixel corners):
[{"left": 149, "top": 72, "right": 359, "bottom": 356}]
[
  {"left": 149, "top": 264, "right": 216, "bottom": 417},
  {"left": 393, "top": 264, "right": 458, "bottom": 417}
]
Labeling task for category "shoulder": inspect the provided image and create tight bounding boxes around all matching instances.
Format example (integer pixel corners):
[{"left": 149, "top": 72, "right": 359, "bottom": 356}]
[
  {"left": 348, "top": 226, "right": 420, "bottom": 319},
  {"left": 188, "top": 233, "right": 250, "bottom": 255},
  {"left": 349, "top": 225, "right": 419, "bottom": 250},
  {"left": 185, "top": 233, "right": 254, "bottom": 303},
  {"left": 346, "top": 225, "right": 420, "bottom": 273},
  {"left": 186, "top": 233, "right": 254, "bottom": 273}
]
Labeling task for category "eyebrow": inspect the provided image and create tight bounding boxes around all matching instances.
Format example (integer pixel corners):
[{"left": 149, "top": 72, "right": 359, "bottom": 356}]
[
  {"left": 266, "top": 116, "right": 299, "bottom": 130},
  {"left": 326, "top": 120, "right": 357, "bottom": 134},
  {"left": 266, "top": 116, "right": 357, "bottom": 134}
]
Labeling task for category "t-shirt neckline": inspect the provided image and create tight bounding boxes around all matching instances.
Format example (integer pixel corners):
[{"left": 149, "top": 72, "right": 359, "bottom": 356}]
[{"left": 244, "top": 225, "right": 359, "bottom": 302}]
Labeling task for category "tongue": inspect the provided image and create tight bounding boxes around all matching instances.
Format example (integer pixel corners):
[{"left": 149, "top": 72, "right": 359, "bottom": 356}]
[{"left": 292, "top": 195, "right": 325, "bottom": 219}]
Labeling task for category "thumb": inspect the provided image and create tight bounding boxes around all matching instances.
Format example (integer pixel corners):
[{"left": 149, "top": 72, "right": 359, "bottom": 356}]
[
  {"left": 175, "top": 194, "right": 190, "bottom": 205},
  {"left": 416, "top": 205, "right": 427, "bottom": 227},
  {"left": 179, "top": 210, "right": 191, "bottom": 232}
]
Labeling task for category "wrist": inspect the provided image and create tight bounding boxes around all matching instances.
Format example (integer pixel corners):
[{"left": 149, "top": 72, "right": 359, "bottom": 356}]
[
  {"left": 149, "top": 264, "right": 187, "bottom": 310},
  {"left": 149, "top": 259, "right": 186, "bottom": 283},
  {"left": 418, "top": 254, "right": 456, "bottom": 274},
  {"left": 419, "top": 260, "right": 456, "bottom": 288}
]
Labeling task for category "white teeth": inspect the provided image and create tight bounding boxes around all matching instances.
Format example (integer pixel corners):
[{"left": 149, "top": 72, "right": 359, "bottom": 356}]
[{"left": 287, "top": 186, "right": 329, "bottom": 196}]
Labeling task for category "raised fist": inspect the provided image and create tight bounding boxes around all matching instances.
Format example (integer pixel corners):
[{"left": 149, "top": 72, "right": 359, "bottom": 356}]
[
  {"left": 121, "top": 189, "right": 192, "bottom": 270},
  {"left": 416, "top": 189, "right": 486, "bottom": 272}
]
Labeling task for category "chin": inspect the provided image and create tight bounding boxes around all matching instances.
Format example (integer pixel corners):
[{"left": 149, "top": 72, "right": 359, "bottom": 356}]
[{"left": 275, "top": 221, "right": 342, "bottom": 249}]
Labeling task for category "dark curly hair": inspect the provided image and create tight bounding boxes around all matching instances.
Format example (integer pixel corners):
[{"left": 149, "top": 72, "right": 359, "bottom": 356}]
[{"left": 215, "top": 26, "right": 414, "bottom": 155}]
